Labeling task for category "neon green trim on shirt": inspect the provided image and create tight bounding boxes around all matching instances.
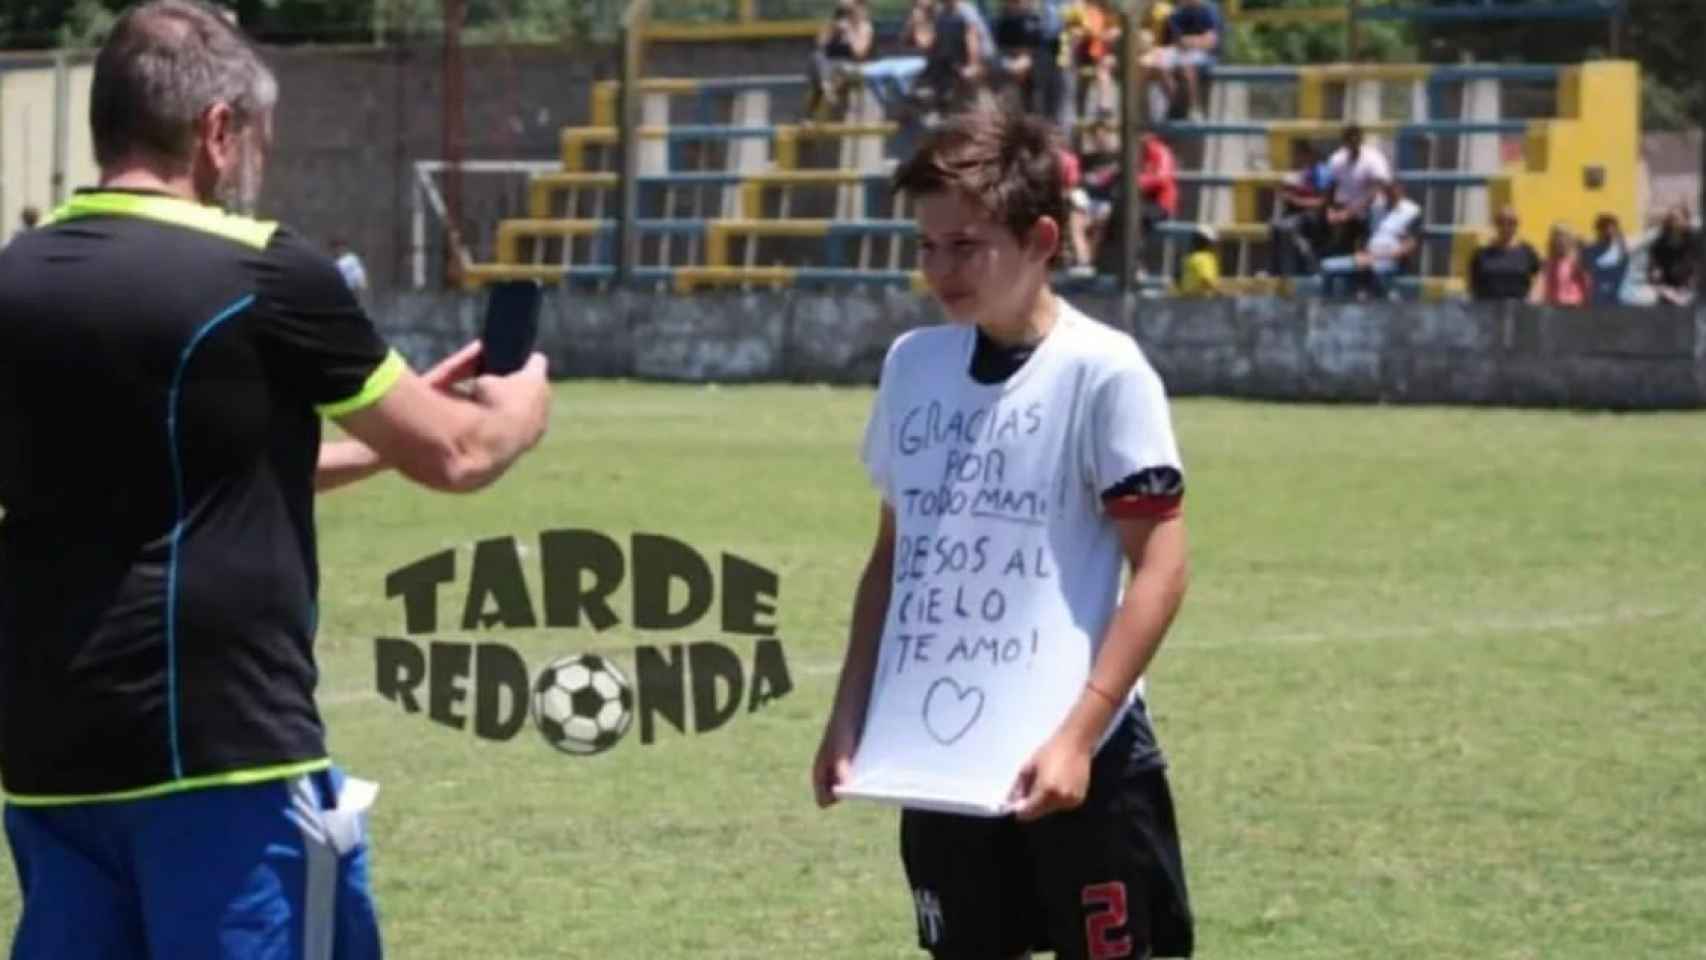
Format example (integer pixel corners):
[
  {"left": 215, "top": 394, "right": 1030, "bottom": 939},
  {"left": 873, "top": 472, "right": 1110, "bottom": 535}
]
[
  {"left": 47, "top": 191, "right": 279, "bottom": 250},
  {"left": 316, "top": 349, "right": 406, "bottom": 418},
  {"left": 4, "top": 757, "right": 331, "bottom": 807}
]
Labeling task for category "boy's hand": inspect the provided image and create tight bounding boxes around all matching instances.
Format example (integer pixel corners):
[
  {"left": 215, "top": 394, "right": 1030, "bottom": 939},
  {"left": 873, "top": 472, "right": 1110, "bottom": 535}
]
[
  {"left": 811, "top": 717, "right": 861, "bottom": 808},
  {"left": 1009, "top": 730, "right": 1094, "bottom": 821}
]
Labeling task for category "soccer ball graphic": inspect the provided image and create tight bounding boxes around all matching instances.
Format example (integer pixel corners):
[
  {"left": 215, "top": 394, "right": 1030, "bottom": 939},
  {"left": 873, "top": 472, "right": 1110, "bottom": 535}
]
[{"left": 532, "top": 653, "right": 634, "bottom": 755}]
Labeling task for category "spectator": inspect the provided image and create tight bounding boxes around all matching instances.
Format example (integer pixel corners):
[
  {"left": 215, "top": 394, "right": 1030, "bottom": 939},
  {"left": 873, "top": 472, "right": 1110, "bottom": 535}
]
[
  {"left": 1068, "top": 0, "right": 1121, "bottom": 120},
  {"left": 1582, "top": 213, "right": 1629, "bottom": 306},
  {"left": 1647, "top": 203, "right": 1699, "bottom": 307},
  {"left": 911, "top": 0, "right": 991, "bottom": 119},
  {"left": 1268, "top": 140, "right": 1334, "bottom": 276},
  {"left": 1061, "top": 145, "right": 1098, "bottom": 274},
  {"left": 1137, "top": 131, "right": 1179, "bottom": 231},
  {"left": 806, "top": 0, "right": 874, "bottom": 121},
  {"left": 1144, "top": 0, "right": 1222, "bottom": 121},
  {"left": 1319, "top": 178, "right": 1421, "bottom": 299},
  {"left": 1133, "top": 1, "right": 1174, "bottom": 121},
  {"left": 1469, "top": 206, "right": 1542, "bottom": 301},
  {"left": 1532, "top": 223, "right": 1589, "bottom": 306},
  {"left": 1140, "top": 1, "right": 1175, "bottom": 48},
  {"left": 1324, "top": 124, "right": 1392, "bottom": 257},
  {"left": 330, "top": 237, "right": 369, "bottom": 298},
  {"left": 1177, "top": 225, "right": 1220, "bottom": 296},
  {"left": 901, "top": 0, "right": 936, "bottom": 50},
  {"left": 993, "top": 0, "right": 1047, "bottom": 113},
  {"left": 1033, "top": 0, "right": 1076, "bottom": 128},
  {"left": 1072, "top": 115, "right": 1121, "bottom": 269}
]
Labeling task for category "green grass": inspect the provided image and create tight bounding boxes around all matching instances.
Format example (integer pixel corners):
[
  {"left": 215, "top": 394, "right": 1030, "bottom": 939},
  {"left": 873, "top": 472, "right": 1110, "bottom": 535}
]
[{"left": 6, "top": 382, "right": 1706, "bottom": 958}]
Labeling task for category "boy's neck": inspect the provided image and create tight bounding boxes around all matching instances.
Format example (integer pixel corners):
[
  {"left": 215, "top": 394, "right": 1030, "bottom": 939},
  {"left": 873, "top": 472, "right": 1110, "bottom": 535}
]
[{"left": 977, "top": 283, "right": 1058, "bottom": 348}]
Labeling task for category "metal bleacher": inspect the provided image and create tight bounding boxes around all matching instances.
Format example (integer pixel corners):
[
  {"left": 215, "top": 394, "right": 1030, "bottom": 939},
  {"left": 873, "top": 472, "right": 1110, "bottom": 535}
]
[
  {"left": 463, "top": 70, "right": 929, "bottom": 293},
  {"left": 461, "top": 0, "right": 1639, "bottom": 300}
]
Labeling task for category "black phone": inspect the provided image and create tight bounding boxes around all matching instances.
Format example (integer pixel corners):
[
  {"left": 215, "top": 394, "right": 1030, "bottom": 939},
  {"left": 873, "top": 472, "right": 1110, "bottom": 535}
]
[{"left": 479, "top": 280, "right": 543, "bottom": 375}]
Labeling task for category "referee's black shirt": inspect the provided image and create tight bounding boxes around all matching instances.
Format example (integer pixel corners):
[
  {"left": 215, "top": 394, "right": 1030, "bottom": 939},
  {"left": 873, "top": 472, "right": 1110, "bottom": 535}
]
[{"left": 0, "top": 190, "right": 403, "bottom": 802}]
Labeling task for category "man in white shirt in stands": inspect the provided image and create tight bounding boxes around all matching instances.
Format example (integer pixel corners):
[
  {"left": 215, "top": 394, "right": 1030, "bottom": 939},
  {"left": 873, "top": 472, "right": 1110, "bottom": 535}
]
[{"left": 1324, "top": 124, "right": 1392, "bottom": 256}]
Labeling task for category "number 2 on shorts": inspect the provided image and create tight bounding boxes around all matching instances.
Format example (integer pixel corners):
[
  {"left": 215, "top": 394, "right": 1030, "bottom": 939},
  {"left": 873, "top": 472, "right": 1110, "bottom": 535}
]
[{"left": 1081, "top": 881, "right": 1134, "bottom": 959}]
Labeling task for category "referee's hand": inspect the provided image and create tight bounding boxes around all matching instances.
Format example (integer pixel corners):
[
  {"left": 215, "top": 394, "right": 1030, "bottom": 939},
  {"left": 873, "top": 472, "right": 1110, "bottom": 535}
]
[
  {"left": 422, "top": 340, "right": 485, "bottom": 392},
  {"left": 471, "top": 353, "right": 551, "bottom": 453},
  {"left": 1009, "top": 731, "right": 1092, "bottom": 822}
]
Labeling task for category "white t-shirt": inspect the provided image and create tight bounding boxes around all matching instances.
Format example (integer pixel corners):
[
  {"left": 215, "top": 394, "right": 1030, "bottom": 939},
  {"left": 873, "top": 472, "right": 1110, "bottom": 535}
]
[
  {"left": 842, "top": 300, "right": 1183, "bottom": 815},
  {"left": 1367, "top": 197, "right": 1421, "bottom": 261},
  {"left": 1327, "top": 145, "right": 1392, "bottom": 211}
]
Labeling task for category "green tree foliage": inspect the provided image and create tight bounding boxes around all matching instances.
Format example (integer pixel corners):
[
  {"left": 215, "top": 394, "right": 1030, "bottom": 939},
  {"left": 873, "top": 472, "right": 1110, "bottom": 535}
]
[
  {"left": 1230, "top": 18, "right": 1413, "bottom": 65},
  {"left": 1405, "top": 0, "right": 1702, "bottom": 130}
]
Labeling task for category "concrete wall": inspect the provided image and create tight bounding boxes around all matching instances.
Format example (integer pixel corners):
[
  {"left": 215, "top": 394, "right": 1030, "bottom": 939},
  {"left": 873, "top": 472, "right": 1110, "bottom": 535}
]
[
  {"left": 372, "top": 290, "right": 1706, "bottom": 410},
  {"left": 256, "top": 39, "right": 814, "bottom": 293},
  {"left": 262, "top": 43, "right": 621, "bottom": 295}
]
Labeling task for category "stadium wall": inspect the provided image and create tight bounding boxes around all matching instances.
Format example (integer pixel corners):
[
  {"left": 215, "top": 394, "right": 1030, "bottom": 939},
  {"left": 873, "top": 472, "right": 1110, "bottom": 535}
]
[{"left": 376, "top": 291, "right": 1706, "bottom": 410}]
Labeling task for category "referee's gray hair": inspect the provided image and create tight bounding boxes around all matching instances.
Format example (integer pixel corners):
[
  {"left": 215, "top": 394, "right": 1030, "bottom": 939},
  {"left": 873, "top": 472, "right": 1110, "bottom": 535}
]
[{"left": 90, "top": 1, "right": 277, "bottom": 168}]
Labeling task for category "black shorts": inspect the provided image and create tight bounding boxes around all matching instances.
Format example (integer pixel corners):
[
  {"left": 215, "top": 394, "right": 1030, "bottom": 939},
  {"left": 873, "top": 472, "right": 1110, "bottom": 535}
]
[{"left": 899, "top": 715, "right": 1193, "bottom": 959}]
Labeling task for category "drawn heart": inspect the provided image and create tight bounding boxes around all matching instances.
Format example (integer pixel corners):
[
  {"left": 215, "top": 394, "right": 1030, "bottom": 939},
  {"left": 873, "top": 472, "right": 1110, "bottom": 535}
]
[{"left": 922, "top": 677, "right": 985, "bottom": 746}]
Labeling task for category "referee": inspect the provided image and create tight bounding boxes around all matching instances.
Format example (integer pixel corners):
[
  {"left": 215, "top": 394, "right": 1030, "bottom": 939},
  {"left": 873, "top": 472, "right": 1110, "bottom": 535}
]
[{"left": 0, "top": 2, "right": 550, "bottom": 957}]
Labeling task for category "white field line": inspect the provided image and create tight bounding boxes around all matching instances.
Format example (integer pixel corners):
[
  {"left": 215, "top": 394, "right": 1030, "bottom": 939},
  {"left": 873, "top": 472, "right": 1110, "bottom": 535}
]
[{"left": 316, "top": 603, "right": 1686, "bottom": 708}]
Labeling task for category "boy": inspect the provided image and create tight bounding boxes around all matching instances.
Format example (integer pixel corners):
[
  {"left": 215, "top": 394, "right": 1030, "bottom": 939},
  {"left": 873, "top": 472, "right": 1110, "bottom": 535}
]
[{"left": 811, "top": 106, "right": 1194, "bottom": 959}]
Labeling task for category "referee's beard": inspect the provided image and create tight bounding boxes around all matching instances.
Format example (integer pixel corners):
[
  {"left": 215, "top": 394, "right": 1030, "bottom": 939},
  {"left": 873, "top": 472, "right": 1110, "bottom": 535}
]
[{"left": 213, "top": 137, "right": 264, "bottom": 216}]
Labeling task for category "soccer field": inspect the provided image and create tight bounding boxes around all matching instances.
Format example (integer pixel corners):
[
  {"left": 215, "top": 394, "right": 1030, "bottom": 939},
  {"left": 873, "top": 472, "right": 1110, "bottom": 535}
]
[{"left": 4, "top": 382, "right": 1704, "bottom": 958}]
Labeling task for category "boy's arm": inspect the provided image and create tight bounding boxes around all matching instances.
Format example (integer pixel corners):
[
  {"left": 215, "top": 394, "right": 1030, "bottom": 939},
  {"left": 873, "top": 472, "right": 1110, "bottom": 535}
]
[
  {"left": 315, "top": 341, "right": 485, "bottom": 493},
  {"left": 315, "top": 439, "right": 384, "bottom": 493},
  {"left": 1011, "top": 512, "right": 1188, "bottom": 821},
  {"left": 812, "top": 504, "right": 897, "bottom": 807}
]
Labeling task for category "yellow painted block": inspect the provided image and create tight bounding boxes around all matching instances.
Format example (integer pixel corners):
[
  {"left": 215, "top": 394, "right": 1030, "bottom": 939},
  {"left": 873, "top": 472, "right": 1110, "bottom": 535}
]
[
  {"left": 495, "top": 219, "right": 608, "bottom": 265},
  {"left": 1316, "top": 63, "right": 1430, "bottom": 83},
  {"left": 1499, "top": 60, "right": 1640, "bottom": 255},
  {"left": 1229, "top": 173, "right": 1285, "bottom": 223},
  {"left": 590, "top": 78, "right": 698, "bottom": 126},
  {"left": 460, "top": 263, "right": 567, "bottom": 291},
  {"left": 644, "top": 19, "right": 820, "bottom": 41},
  {"left": 591, "top": 83, "right": 615, "bottom": 128},
  {"left": 1298, "top": 70, "right": 1324, "bottom": 121},
  {"left": 774, "top": 128, "right": 798, "bottom": 170},
  {"left": 706, "top": 223, "right": 729, "bottom": 268},
  {"left": 529, "top": 173, "right": 620, "bottom": 219}
]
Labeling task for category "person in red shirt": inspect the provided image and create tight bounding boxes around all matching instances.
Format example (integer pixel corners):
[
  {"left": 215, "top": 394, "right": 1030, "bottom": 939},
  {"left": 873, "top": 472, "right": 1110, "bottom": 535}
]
[{"left": 1137, "top": 132, "right": 1178, "bottom": 229}]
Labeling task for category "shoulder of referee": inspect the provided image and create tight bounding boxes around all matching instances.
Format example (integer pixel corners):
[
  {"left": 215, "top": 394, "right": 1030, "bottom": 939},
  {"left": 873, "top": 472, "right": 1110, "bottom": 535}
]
[
  {"left": 260, "top": 224, "right": 343, "bottom": 280},
  {"left": 254, "top": 225, "right": 367, "bottom": 313}
]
